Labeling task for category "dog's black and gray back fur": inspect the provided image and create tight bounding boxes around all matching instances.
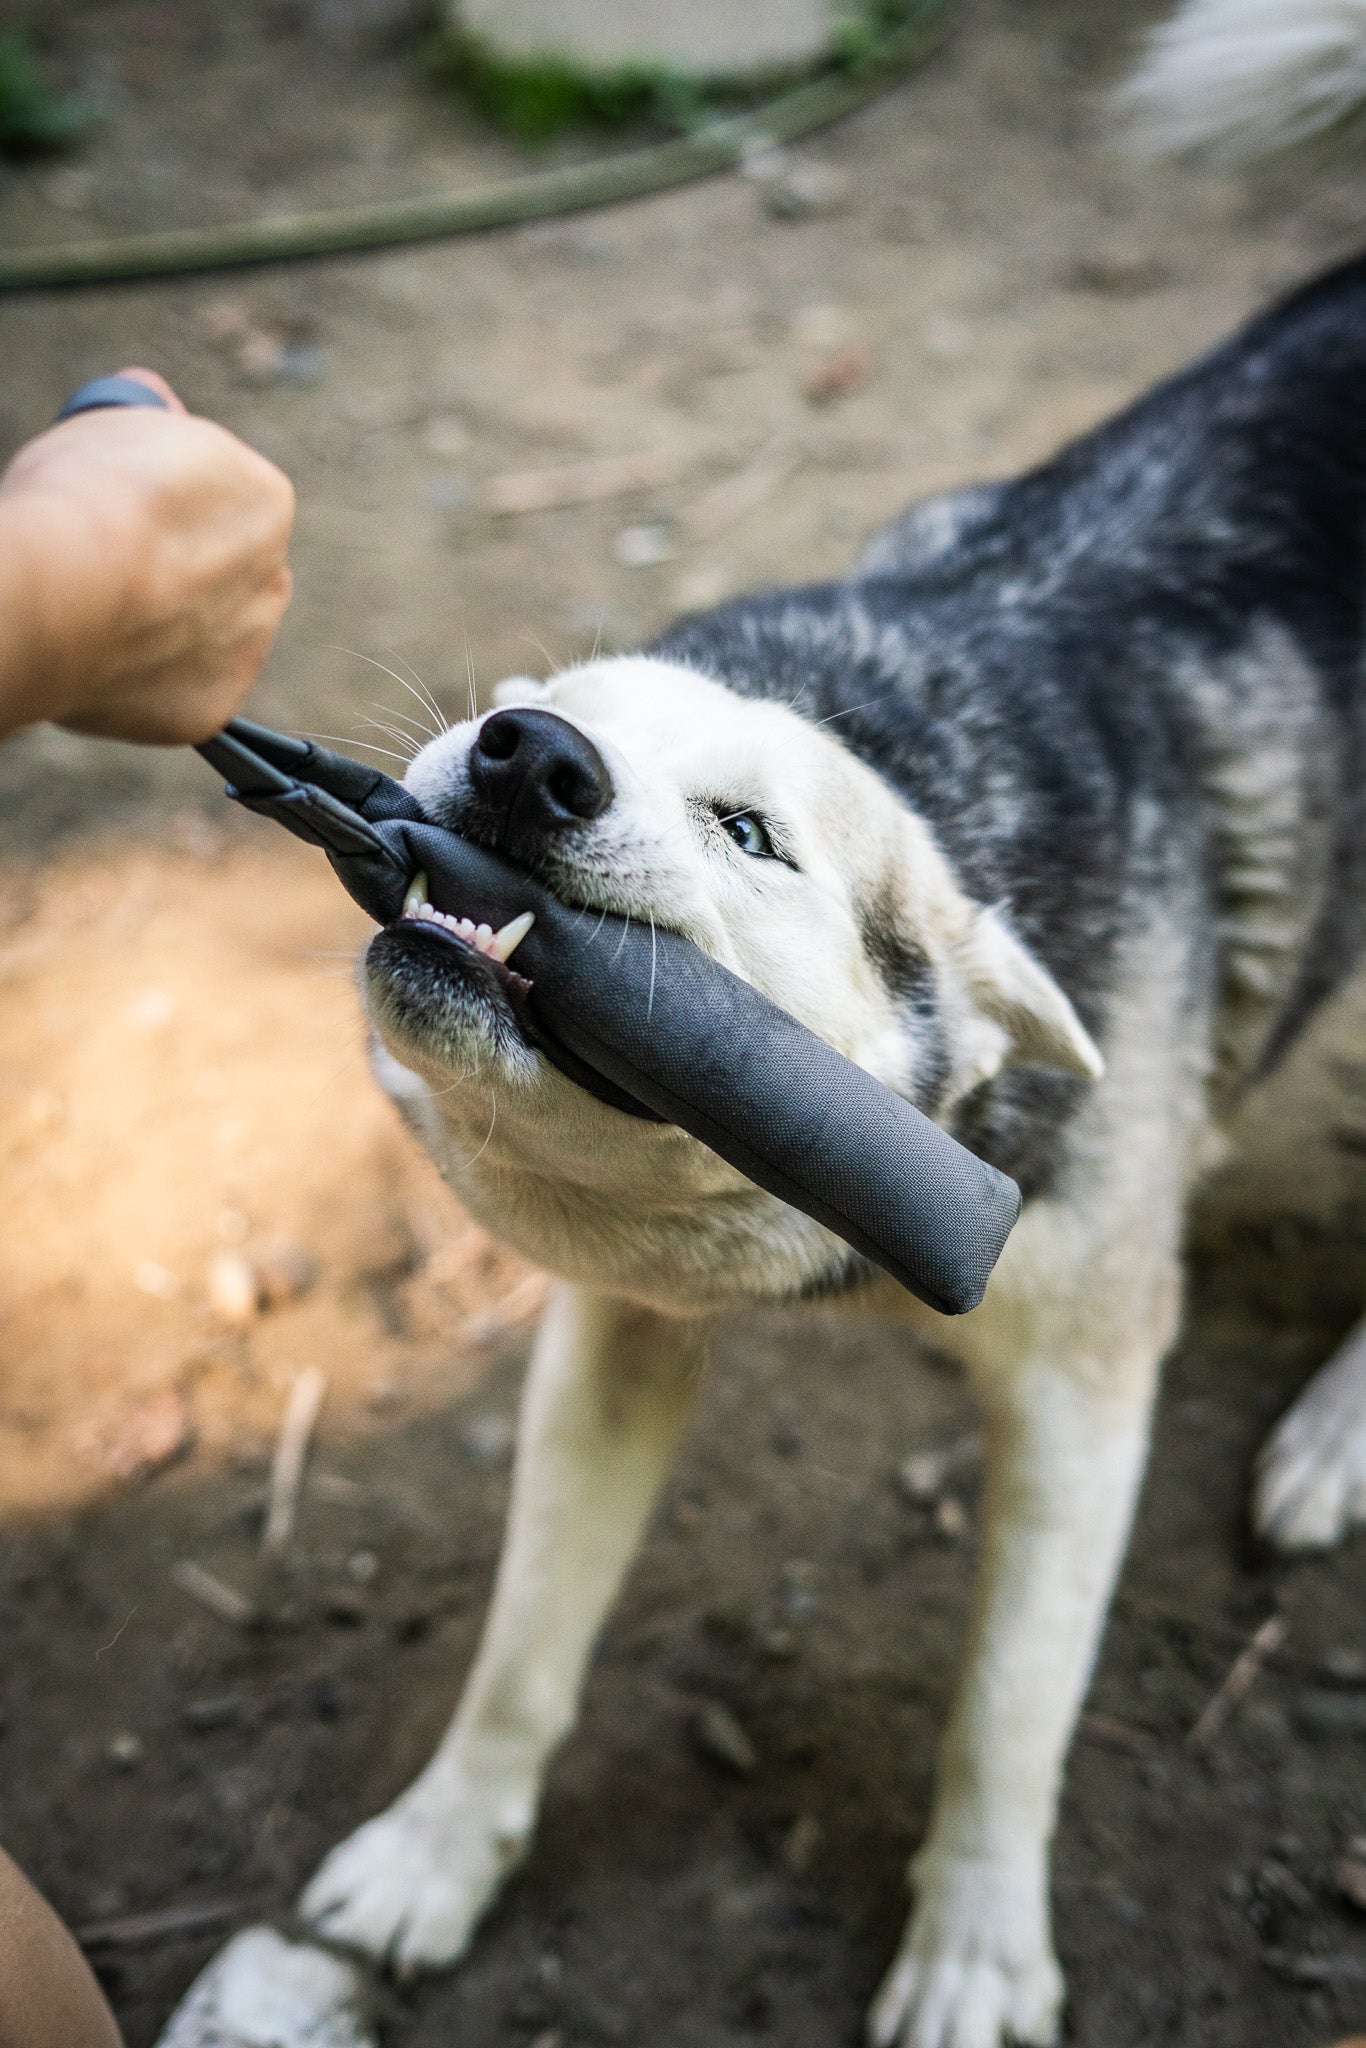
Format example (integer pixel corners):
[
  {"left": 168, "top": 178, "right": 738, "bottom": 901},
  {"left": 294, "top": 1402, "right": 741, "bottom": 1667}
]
[{"left": 655, "top": 254, "right": 1366, "bottom": 1192}]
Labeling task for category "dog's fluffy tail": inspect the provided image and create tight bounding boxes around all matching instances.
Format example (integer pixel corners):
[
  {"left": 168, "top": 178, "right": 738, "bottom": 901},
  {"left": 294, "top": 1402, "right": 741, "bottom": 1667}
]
[{"left": 1112, "top": 0, "right": 1366, "bottom": 160}]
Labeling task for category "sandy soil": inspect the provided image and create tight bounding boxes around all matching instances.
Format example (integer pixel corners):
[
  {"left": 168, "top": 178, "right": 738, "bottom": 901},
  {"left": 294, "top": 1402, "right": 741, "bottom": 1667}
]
[{"left": 3, "top": 2, "right": 1366, "bottom": 2042}]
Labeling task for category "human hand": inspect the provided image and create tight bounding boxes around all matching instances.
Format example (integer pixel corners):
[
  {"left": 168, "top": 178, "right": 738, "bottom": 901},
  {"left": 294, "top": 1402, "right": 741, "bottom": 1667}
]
[{"left": 0, "top": 368, "right": 294, "bottom": 745}]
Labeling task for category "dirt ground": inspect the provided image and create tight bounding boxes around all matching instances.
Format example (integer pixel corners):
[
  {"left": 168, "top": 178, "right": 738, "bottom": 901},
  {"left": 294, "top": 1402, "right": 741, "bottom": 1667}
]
[{"left": 3, "top": 2, "right": 1366, "bottom": 2043}]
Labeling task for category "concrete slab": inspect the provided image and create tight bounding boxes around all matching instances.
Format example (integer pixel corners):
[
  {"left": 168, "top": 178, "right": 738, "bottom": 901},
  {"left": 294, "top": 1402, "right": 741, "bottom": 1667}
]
[{"left": 453, "top": 0, "right": 839, "bottom": 79}]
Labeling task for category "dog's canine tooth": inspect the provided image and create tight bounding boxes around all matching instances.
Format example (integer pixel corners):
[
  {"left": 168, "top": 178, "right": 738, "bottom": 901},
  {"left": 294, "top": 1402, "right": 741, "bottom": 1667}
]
[
  {"left": 490, "top": 911, "right": 535, "bottom": 963},
  {"left": 403, "top": 872, "right": 428, "bottom": 918}
]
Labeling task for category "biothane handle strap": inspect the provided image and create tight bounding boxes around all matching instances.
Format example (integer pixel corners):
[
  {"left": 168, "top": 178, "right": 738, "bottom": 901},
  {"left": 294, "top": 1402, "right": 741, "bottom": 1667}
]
[{"left": 196, "top": 719, "right": 1021, "bottom": 1314}]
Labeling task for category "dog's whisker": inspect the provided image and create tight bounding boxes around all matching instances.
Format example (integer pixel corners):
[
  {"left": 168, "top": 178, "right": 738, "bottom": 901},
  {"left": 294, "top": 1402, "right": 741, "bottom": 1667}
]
[
  {"left": 305, "top": 730, "right": 413, "bottom": 766},
  {"left": 463, "top": 635, "right": 479, "bottom": 725},
  {"left": 328, "top": 645, "right": 446, "bottom": 732},
  {"left": 387, "top": 652, "right": 449, "bottom": 734},
  {"left": 370, "top": 699, "right": 439, "bottom": 744},
  {"left": 356, "top": 716, "right": 422, "bottom": 761}
]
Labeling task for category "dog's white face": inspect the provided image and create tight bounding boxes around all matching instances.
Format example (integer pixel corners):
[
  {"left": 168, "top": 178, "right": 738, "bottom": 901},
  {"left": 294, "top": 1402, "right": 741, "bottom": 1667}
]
[{"left": 363, "top": 656, "right": 1099, "bottom": 1311}]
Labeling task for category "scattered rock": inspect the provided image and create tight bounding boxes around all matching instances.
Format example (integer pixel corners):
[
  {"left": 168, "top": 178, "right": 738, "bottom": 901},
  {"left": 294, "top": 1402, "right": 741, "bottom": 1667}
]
[
  {"left": 933, "top": 1495, "right": 969, "bottom": 1542},
  {"left": 95, "top": 1387, "right": 194, "bottom": 1484},
  {"left": 777, "top": 1559, "right": 818, "bottom": 1622},
  {"left": 781, "top": 1812, "right": 821, "bottom": 1875},
  {"left": 183, "top": 1695, "right": 244, "bottom": 1732},
  {"left": 106, "top": 1731, "right": 144, "bottom": 1771},
  {"left": 1293, "top": 1691, "right": 1366, "bottom": 1739},
  {"left": 896, "top": 1434, "right": 981, "bottom": 1504},
  {"left": 802, "top": 342, "right": 873, "bottom": 406},
  {"left": 613, "top": 522, "right": 675, "bottom": 569},
  {"left": 1320, "top": 1647, "right": 1366, "bottom": 1687},
  {"left": 749, "top": 149, "right": 850, "bottom": 222},
  {"left": 193, "top": 298, "right": 326, "bottom": 386},
  {"left": 206, "top": 1249, "right": 260, "bottom": 1326},
  {"left": 461, "top": 1411, "right": 514, "bottom": 1465},
  {"left": 692, "top": 1699, "right": 758, "bottom": 1776},
  {"left": 1065, "top": 247, "right": 1169, "bottom": 297},
  {"left": 133, "top": 1260, "right": 180, "bottom": 1301},
  {"left": 1335, "top": 1856, "right": 1366, "bottom": 1913},
  {"left": 253, "top": 1240, "right": 319, "bottom": 1309}
]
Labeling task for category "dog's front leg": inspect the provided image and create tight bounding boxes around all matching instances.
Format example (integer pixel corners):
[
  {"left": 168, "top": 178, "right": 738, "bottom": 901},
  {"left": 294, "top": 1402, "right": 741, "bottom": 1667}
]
[
  {"left": 302, "top": 1282, "right": 707, "bottom": 1973},
  {"left": 870, "top": 1302, "right": 1173, "bottom": 2048}
]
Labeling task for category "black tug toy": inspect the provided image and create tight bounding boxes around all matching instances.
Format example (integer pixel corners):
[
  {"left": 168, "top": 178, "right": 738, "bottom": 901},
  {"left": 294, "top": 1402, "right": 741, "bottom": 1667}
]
[{"left": 60, "top": 376, "right": 1021, "bottom": 1317}]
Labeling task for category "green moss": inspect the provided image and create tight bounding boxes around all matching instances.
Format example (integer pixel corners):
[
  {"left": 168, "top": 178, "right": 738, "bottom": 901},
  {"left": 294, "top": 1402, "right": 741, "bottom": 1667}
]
[
  {"left": 0, "top": 31, "right": 86, "bottom": 158},
  {"left": 432, "top": 34, "right": 708, "bottom": 145},
  {"left": 431, "top": 3, "right": 918, "bottom": 146}
]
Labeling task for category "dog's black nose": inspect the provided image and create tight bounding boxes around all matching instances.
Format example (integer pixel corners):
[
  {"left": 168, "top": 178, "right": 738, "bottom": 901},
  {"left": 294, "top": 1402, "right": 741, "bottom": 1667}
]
[{"left": 469, "top": 708, "right": 613, "bottom": 837}]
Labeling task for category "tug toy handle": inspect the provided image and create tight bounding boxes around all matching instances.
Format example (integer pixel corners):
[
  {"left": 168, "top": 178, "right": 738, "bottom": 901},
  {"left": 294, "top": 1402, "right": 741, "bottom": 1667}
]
[
  {"left": 198, "top": 720, "right": 1021, "bottom": 1315},
  {"left": 55, "top": 374, "right": 174, "bottom": 421}
]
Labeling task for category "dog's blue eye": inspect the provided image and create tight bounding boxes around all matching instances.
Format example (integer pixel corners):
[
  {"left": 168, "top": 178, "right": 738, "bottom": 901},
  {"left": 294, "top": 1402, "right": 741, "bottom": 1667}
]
[{"left": 721, "top": 811, "right": 774, "bottom": 858}]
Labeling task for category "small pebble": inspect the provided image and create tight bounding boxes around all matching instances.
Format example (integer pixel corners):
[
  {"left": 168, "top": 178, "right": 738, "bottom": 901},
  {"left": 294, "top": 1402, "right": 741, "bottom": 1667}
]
[
  {"left": 253, "top": 1240, "right": 319, "bottom": 1309},
  {"left": 97, "top": 1386, "right": 194, "bottom": 1485},
  {"left": 802, "top": 343, "right": 873, "bottom": 406},
  {"left": 206, "top": 1248, "right": 260, "bottom": 1325},
  {"left": 933, "top": 1495, "right": 968, "bottom": 1541},
  {"left": 1334, "top": 1856, "right": 1366, "bottom": 1913},
  {"left": 347, "top": 1548, "right": 379, "bottom": 1584},
  {"left": 896, "top": 1434, "right": 980, "bottom": 1504},
  {"left": 778, "top": 1560, "right": 818, "bottom": 1622},
  {"left": 183, "top": 1695, "right": 243, "bottom": 1732},
  {"left": 1321, "top": 1647, "right": 1366, "bottom": 1687},
  {"left": 1065, "top": 247, "right": 1168, "bottom": 297},
  {"left": 613, "top": 523, "right": 675, "bottom": 569},
  {"left": 747, "top": 148, "right": 849, "bottom": 221},
  {"left": 781, "top": 1812, "right": 821, "bottom": 1875},
  {"left": 105, "top": 1731, "right": 144, "bottom": 1771},
  {"left": 461, "top": 1412, "right": 514, "bottom": 1465},
  {"left": 1293, "top": 1691, "right": 1366, "bottom": 1738},
  {"left": 692, "top": 1699, "right": 758, "bottom": 1776},
  {"left": 133, "top": 1260, "right": 180, "bottom": 1300}
]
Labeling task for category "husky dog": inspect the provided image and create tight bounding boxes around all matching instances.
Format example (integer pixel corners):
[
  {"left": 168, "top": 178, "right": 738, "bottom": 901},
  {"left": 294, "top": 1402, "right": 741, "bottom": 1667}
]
[
  {"left": 1116, "top": 0, "right": 1366, "bottom": 161},
  {"left": 166, "top": 257, "right": 1366, "bottom": 2048}
]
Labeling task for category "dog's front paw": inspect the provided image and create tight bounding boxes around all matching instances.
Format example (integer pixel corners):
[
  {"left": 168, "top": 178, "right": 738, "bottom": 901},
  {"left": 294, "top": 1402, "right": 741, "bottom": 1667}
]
[
  {"left": 868, "top": 1856, "right": 1062, "bottom": 2048},
  {"left": 1254, "top": 1361, "right": 1366, "bottom": 1553},
  {"left": 300, "top": 1771, "right": 535, "bottom": 1975},
  {"left": 155, "top": 1926, "right": 374, "bottom": 2048}
]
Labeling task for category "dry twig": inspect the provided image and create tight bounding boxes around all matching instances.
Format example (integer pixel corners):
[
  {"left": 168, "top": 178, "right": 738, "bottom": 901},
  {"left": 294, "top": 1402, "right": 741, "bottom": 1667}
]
[
  {"left": 77, "top": 1899, "right": 251, "bottom": 1950},
  {"left": 262, "top": 1366, "right": 327, "bottom": 1555},
  {"left": 169, "top": 1559, "right": 257, "bottom": 1628},
  {"left": 1187, "top": 1613, "right": 1286, "bottom": 1749}
]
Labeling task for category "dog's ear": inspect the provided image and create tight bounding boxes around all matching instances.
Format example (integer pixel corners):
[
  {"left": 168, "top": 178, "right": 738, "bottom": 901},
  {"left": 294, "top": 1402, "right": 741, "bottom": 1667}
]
[
  {"left": 951, "top": 905, "right": 1104, "bottom": 1083},
  {"left": 492, "top": 675, "right": 550, "bottom": 709}
]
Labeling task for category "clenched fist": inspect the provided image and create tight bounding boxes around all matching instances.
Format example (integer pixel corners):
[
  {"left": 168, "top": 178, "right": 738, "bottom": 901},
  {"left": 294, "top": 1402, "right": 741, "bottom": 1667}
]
[{"left": 0, "top": 368, "right": 294, "bottom": 745}]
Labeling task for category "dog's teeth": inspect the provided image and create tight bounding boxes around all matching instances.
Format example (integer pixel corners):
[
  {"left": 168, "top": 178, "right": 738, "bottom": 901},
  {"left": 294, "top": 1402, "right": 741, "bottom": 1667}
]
[
  {"left": 403, "top": 872, "right": 429, "bottom": 918},
  {"left": 473, "top": 922, "right": 495, "bottom": 953},
  {"left": 489, "top": 911, "right": 534, "bottom": 962}
]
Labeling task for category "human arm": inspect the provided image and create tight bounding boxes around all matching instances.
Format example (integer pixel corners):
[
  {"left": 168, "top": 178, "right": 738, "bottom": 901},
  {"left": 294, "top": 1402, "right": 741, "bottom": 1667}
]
[{"left": 0, "top": 1848, "right": 121, "bottom": 2048}]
